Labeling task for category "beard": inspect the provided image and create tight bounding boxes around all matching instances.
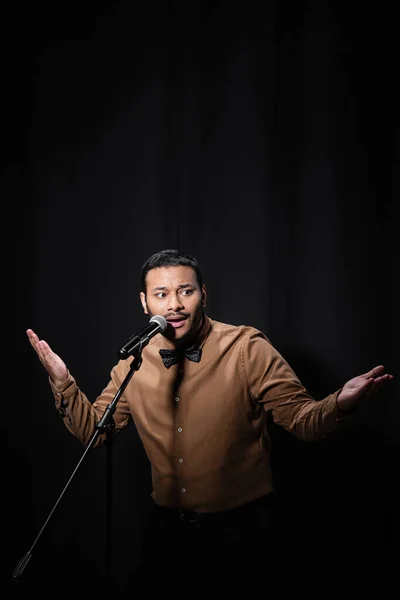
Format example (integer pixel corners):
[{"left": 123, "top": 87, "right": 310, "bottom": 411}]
[{"left": 148, "top": 303, "right": 204, "bottom": 347}]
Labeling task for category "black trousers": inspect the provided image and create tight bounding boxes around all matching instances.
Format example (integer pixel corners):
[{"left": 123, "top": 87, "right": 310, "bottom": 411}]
[{"left": 130, "top": 494, "right": 278, "bottom": 599}]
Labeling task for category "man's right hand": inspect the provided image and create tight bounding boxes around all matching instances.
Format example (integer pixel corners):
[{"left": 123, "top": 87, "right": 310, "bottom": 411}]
[{"left": 27, "top": 329, "right": 69, "bottom": 388}]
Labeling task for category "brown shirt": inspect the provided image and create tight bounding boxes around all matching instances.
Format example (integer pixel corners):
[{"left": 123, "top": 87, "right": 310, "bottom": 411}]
[{"left": 50, "top": 315, "right": 349, "bottom": 513}]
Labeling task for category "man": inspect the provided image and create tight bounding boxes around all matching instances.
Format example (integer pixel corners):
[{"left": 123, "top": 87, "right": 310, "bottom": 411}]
[{"left": 27, "top": 248, "right": 393, "bottom": 598}]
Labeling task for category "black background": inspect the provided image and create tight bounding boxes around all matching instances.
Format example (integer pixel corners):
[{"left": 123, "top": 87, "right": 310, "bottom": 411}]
[{"left": 2, "top": 1, "right": 399, "bottom": 598}]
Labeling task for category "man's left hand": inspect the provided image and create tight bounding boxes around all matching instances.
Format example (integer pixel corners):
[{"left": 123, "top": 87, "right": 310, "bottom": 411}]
[{"left": 337, "top": 365, "right": 394, "bottom": 411}]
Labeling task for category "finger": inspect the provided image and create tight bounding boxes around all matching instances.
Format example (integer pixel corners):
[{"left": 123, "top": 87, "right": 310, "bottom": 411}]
[
  {"left": 27, "top": 330, "right": 46, "bottom": 356},
  {"left": 36, "top": 340, "right": 58, "bottom": 368},
  {"left": 365, "top": 374, "right": 393, "bottom": 396},
  {"left": 28, "top": 333, "right": 52, "bottom": 366},
  {"left": 27, "top": 332, "right": 46, "bottom": 361},
  {"left": 362, "top": 365, "right": 386, "bottom": 379},
  {"left": 374, "top": 374, "right": 393, "bottom": 386},
  {"left": 26, "top": 329, "right": 40, "bottom": 349}
]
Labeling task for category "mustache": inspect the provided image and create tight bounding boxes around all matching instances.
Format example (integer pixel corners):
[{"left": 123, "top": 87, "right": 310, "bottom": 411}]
[{"left": 165, "top": 312, "right": 189, "bottom": 319}]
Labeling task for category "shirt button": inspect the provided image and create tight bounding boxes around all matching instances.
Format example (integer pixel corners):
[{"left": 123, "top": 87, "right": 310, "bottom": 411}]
[
  {"left": 177, "top": 427, "right": 182, "bottom": 432},
  {"left": 181, "top": 488, "right": 186, "bottom": 493},
  {"left": 178, "top": 458, "right": 183, "bottom": 463},
  {"left": 175, "top": 397, "right": 180, "bottom": 402},
  {"left": 178, "top": 369, "right": 183, "bottom": 374}
]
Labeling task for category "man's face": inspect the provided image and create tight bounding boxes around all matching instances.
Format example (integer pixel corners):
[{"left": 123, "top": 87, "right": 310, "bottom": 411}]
[{"left": 140, "top": 266, "right": 207, "bottom": 346}]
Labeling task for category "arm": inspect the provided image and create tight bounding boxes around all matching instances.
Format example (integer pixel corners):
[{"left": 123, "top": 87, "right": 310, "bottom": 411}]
[
  {"left": 242, "top": 332, "right": 394, "bottom": 442},
  {"left": 26, "top": 329, "right": 131, "bottom": 447}
]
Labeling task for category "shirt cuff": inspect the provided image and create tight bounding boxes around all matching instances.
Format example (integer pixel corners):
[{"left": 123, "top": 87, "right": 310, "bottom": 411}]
[{"left": 48, "top": 372, "right": 76, "bottom": 412}]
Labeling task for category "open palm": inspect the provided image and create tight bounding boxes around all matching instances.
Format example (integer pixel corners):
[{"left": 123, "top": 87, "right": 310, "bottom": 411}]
[
  {"left": 26, "top": 329, "right": 69, "bottom": 387},
  {"left": 337, "top": 365, "right": 394, "bottom": 410}
]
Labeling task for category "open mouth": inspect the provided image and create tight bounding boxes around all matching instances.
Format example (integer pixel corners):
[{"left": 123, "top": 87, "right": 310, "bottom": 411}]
[{"left": 167, "top": 316, "right": 187, "bottom": 329}]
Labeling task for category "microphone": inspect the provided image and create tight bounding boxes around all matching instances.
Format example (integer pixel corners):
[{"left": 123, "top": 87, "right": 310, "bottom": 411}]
[{"left": 118, "top": 315, "right": 168, "bottom": 360}]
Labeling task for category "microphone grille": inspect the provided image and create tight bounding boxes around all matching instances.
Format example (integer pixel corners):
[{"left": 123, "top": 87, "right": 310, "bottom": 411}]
[{"left": 150, "top": 315, "right": 167, "bottom": 332}]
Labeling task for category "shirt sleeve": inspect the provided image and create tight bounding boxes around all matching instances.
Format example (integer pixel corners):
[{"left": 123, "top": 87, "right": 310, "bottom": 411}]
[
  {"left": 48, "top": 364, "right": 132, "bottom": 447},
  {"left": 241, "top": 331, "right": 354, "bottom": 442}
]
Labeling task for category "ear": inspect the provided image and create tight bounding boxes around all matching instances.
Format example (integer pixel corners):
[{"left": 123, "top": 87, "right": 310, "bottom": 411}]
[
  {"left": 201, "top": 284, "right": 207, "bottom": 307},
  {"left": 140, "top": 292, "right": 148, "bottom": 314}
]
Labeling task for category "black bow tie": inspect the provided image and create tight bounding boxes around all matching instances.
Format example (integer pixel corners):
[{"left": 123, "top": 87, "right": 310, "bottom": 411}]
[{"left": 159, "top": 344, "right": 202, "bottom": 369}]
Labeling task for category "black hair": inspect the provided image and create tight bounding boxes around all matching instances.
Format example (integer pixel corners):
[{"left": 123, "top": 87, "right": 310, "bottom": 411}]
[{"left": 141, "top": 249, "right": 203, "bottom": 292}]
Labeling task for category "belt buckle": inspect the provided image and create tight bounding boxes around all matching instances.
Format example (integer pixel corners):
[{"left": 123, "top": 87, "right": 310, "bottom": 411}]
[{"left": 180, "top": 509, "right": 198, "bottom": 524}]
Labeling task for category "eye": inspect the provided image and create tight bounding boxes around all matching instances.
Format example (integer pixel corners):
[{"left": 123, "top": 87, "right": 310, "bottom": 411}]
[
  {"left": 156, "top": 292, "right": 166, "bottom": 298},
  {"left": 181, "top": 289, "right": 193, "bottom": 296}
]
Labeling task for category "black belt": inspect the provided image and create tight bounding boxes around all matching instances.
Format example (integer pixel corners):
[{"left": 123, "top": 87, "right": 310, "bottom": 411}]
[
  {"left": 154, "top": 494, "right": 273, "bottom": 525},
  {"left": 179, "top": 509, "right": 203, "bottom": 523}
]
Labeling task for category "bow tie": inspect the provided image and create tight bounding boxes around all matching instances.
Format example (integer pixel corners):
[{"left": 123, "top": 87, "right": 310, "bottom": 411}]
[{"left": 159, "top": 344, "right": 202, "bottom": 369}]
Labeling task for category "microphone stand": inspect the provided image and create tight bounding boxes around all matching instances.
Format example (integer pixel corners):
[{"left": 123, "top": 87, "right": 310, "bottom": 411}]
[{"left": 12, "top": 350, "right": 144, "bottom": 586}]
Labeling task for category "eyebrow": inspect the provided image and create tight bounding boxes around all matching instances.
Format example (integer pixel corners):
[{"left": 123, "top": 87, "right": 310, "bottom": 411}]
[{"left": 152, "top": 283, "right": 194, "bottom": 291}]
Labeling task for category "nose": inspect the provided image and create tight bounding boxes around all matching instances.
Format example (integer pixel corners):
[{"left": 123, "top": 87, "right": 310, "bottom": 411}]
[{"left": 167, "top": 293, "right": 184, "bottom": 313}]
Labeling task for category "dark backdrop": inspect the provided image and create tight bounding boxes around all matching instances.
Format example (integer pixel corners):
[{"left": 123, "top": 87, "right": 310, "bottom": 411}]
[{"left": 3, "top": 1, "right": 399, "bottom": 598}]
